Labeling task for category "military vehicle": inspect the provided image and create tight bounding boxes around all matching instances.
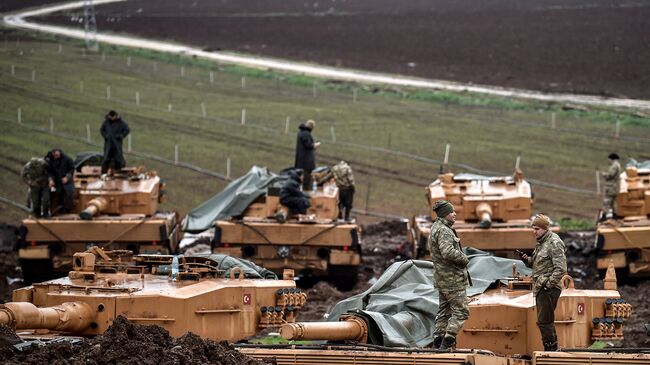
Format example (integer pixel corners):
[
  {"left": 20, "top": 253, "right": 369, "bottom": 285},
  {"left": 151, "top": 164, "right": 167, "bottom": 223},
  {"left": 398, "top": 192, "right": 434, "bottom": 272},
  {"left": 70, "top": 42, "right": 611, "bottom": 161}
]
[
  {"left": 410, "top": 169, "right": 558, "bottom": 258},
  {"left": 237, "top": 262, "right": 648, "bottom": 365},
  {"left": 596, "top": 160, "right": 650, "bottom": 279},
  {"left": 184, "top": 167, "right": 361, "bottom": 291},
  {"left": 1, "top": 248, "right": 304, "bottom": 342},
  {"left": 18, "top": 155, "right": 181, "bottom": 283}
]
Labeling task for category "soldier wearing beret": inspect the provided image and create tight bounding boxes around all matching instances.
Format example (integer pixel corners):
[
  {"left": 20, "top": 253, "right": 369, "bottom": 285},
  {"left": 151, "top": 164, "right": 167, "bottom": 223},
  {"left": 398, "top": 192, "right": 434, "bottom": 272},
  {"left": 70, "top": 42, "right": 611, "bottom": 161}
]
[
  {"left": 519, "top": 214, "right": 567, "bottom": 351},
  {"left": 428, "top": 200, "right": 470, "bottom": 350}
]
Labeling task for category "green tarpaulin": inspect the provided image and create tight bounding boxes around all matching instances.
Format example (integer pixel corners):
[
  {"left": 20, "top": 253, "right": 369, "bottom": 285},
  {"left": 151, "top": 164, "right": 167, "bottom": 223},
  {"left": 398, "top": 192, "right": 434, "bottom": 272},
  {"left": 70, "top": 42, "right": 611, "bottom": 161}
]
[
  {"left": 182, "top": 166, "right": 288, "bottom": 233},
  {"left": 327, "top": 249, "right": 532, "bottom": 347}
]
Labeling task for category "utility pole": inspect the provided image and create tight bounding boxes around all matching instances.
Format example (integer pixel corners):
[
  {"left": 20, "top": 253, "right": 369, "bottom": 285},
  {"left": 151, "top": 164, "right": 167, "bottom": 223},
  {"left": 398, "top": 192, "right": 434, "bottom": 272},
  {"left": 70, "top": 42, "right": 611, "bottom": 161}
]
[{"left": 83, "top": 0, "right": 99, "bottom": 51}]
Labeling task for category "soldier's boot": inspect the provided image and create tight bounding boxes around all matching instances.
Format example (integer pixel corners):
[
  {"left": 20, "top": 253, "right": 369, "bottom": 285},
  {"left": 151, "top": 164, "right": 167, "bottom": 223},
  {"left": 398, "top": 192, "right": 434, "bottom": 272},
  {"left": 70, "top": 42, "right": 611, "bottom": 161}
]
[
  {"left": 431, "top": 335, "right": 444, "bottom": 349},
  {"left": 543, "top": 341, "right": 558, "bottom": 351},
  {"left": 439, "top": 335, "right": 456, "bottom": 350}
]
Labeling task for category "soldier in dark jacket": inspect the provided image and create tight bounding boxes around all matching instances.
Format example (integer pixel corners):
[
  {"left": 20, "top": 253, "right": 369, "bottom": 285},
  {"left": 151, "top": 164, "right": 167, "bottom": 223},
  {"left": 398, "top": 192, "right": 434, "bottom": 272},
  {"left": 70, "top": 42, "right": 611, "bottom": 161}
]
[
  {"left": 100, "top": 110, "right": 130, "bottom": 174},
  {"left": 46, "top": 149, "right": 75, "bottom": 214},
  {"left": 428, "top": 200, "right": 470, "bottom": 350},
  {"left": 519, "top": 214, "right": 567, "bottom": 351},
  {"left": 294, "top": 119, "right": 320, "bottom": 191},
  {"left": 21, "top": 157, "right": 50, "bottom": 218},
  {"left": 280, "top": 169, "right": 311, "bottom": 215}
]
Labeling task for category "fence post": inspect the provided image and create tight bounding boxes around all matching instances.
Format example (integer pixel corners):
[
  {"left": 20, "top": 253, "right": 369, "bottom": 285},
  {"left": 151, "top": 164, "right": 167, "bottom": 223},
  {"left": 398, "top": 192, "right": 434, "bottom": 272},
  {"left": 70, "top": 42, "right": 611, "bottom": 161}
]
[
  {"left": 614, "top": 120, "right": 621, "bottom": 139},
  {"left": 168, "top": 104, "right": 173, "bottom": 112},
  {"left": 50, "top": 116, "right": 54, "bottom": 133},
  {"left": 285, "top": 117, "right": 290, "bottom": 134},
  {"left": 174, "top": 144, "right": 179, "bottom": 165},
  {"left": 80, "top": 80, "right": 84, "bottom": 93},
  {"left": 31, "top": 69, "right": 35, "bottom": 82},
  {"left": 226, "top": 157, "right": 231, "bottom": 179},
  {"left": 387, "top": 132, "right": 392, "bottom": 148},
  {"left": 551, "top": 112, "right": 556, "bottom": 129},
  {"left": 86, "top": 124, "right": 91, "bottom": 142},
  {"left": 180, "top": 66, "right": 185, "bottom": 77},
  {"left": 127, "top": 134, "right": 132, "bottom": 152},
  {"left": 135, "top": 91, "right": 140, "bottom": 105},
  {"left": 312, "top": 82, "right": 317, "bottom": 97},
  {"left": 515, "top": 155, "right": 521, "bottom": 170},
  {"left": 17, "top": 108, "right": 21, "bottom": 124},
  {"left": 101, "top": 51, "right": 106, "bottom": 62},
  {"left": 106, "top": 85, "right": 111, "bottom": 99},
  {"left": 82, "top": 48, "right": 86, "bottom": 58},
  {"left": 57, "top": 44, "right": 62, "bottom": 54},
  {"left": 596, "top": 170, "right": 601, "bottom": 194},
  {"left": 241, "top": 76, "right": 246, "bottom": 90},
  {"left": 10, "top": 64, "right": 15, "bottom": 77},
  {"left": 353, "top": 89, "right": 357, "bottom": 103},
  {"left": 331, "top": 126, "right": 336, "bottom": 143},
  {"left": 127, "top": 56, "right": 131, "bottom": 67},
  {"left": 209, "top": 71, "right": 214, "bottom": 84},
  {"left": 201, "top": 102, "right": 206, "bottom": 117},
  {"left": 241, "top": 109, "right": 246, "bottom": 125}
]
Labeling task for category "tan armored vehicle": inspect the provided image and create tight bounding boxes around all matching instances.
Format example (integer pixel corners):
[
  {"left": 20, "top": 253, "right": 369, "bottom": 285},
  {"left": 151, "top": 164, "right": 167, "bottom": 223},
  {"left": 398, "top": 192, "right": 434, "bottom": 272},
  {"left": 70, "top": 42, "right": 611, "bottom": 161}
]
[
  {"left": 184, "top": 167, "right": 361, "bottom": 291},
  {"left": 410, "top": 169, "right": 557, "bottom": 258},
  {"left": 238, "top": 261, "right": 647, "bottom": 365},
  {"left": 18, "top": 155, "right": 181, "bottom": 283},
  {"left": 1, "top": 248, "right": 304, "bottom": 342},
  {"left": 596, "top": 160, "right": 650, "bottom": 279}
]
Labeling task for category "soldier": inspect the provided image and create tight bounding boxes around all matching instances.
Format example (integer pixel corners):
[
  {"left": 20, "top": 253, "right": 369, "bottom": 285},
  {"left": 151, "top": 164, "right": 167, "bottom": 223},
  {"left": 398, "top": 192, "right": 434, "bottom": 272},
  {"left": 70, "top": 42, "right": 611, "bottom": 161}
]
[
  {"left": 46, "top": 148, "right": 75, "bottom": 214},
  {"left": 331, "top": 160, "right": 355, "bottom": 222},
  {"left": 100, "top": 110, "right": 130, "bottom": 174},
  {"left": 601, "top": 153, "right": 622, "bottom": 220},
  {"left": 280, "top": 169, "right": 311, "bottom": 215},
  {"left": 518, "top": 214, "right": 567, "bottom": 351},
  {"left": 294, "top": 119, "right": 320, "bottom": 191},
  {"left": 21, "top": 157, "right": 50, "bottom": 218},
  {"left": 428, "top": 200, "right": 470, "bottom": 350}
]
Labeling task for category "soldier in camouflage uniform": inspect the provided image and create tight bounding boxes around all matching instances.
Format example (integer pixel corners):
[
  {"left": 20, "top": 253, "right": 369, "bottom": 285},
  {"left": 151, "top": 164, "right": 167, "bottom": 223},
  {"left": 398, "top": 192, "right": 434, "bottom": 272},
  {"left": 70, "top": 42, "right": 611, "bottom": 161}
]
[
  {"left": 519, "top": 214, "right": 567, "bottom": 351},
  {"left": 601, "top": 153, "right": 621, "bottom": 220},
  {"left": 331, "top": 161, "right": 355, "bottom": 221},
  {"left": 428, "top": 200, "right": 470, "bottom": 350},
  {"left": 21, "top": 157, "right": 51, "bottom": 218}
]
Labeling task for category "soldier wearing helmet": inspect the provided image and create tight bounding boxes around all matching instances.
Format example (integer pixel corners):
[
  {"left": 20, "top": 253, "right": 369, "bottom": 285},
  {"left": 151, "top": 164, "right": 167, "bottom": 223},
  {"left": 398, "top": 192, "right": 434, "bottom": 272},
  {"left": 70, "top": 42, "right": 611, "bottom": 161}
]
[{"left": 600, "top": 153, "right": 621, "bottom": 220}]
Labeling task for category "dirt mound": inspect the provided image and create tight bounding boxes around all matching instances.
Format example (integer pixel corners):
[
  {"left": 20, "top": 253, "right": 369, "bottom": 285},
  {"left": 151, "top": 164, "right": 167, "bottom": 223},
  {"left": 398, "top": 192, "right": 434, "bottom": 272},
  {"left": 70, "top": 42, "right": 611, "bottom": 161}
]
[{"left": 0, "top": 317, "right": 275, "bottom": 365}]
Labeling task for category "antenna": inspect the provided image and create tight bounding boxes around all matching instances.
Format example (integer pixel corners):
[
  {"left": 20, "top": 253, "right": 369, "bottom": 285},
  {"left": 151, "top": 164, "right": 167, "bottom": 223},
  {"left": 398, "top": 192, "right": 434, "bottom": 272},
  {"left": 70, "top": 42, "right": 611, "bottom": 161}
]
[{"left": 83, "top": 0, "right": 99, "bottom": 51}]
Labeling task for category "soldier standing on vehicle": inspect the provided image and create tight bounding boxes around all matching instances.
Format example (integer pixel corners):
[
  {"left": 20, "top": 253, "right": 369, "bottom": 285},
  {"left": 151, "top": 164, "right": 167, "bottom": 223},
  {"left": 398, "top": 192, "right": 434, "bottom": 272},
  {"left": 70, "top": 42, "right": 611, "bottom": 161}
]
[
  {"left": 518, "top": 214, "right": 567, "bottom": 351},
  {"left": 21, "top": 157, "right": 51, "bottom": 218},
  {"left": 100, "top": 110, "right": 130, "bottom": 175},
  {"left": 294, "top": 119, "right": 320, "bottom": 191},
  {"left": 428, "top": 200, "right": 470, "bottom": 350},
  {"left": 601, "top": 153, "right": 622, "bottom": 220},
  {"left": 331, "top": 160, "right": 355, "bottom": 222},
  {"left": 46, "top": 148, "right": 75, "bottom": 214}
]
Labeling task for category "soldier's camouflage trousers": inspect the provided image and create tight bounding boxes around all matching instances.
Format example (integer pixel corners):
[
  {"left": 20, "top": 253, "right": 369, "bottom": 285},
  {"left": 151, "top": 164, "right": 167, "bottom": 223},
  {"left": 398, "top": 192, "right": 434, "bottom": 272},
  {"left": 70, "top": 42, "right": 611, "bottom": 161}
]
[
  {"left": 434, "top": 289, "right": 469, "bottom": 337},
  {"left": 536, "top": 287, "right": 561, "bottom": 346},
  {"left": 601, "top": 193, "right": 616, "bottom": 217},
  {"left": 29, "top": 186, "right": 50, "bottom": 218}
]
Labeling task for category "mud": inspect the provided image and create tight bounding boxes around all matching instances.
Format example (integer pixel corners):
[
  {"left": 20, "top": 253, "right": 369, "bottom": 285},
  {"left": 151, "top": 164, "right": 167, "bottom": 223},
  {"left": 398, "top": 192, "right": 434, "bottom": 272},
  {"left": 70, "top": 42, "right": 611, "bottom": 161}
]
[
  {"left": 34, "top": 0, "right": 650, "bottom": 99},
  {"left": 0, "top": 317, "right": 275, "bottom": 365}
]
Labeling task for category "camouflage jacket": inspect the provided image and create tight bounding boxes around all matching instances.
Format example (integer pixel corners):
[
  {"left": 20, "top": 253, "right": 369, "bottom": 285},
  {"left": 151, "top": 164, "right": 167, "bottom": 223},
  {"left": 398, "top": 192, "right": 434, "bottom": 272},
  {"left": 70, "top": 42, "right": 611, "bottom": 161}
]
[
  {"left": 21, "top": 158, "right": 49, "bottom": 188},
  {"left": 331, "top": 161, "right": 355, "bottom": 189},
  {"left": 602, "top": 160, "right": 621, "bottom": 196},
  {"left": 526, "top": 230, "right": 567, "bottom": 294},
  {"left": 428, "top": 218, "right": 469, "bottom": 292}
]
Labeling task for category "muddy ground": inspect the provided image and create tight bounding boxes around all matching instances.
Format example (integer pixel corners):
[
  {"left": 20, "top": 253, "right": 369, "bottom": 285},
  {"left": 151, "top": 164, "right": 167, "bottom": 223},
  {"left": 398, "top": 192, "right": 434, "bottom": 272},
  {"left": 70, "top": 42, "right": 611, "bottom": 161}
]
[
  {"left": 0, "top": 220, "right": 647, "bottom": 365},
  {"left": 34, "top": 0, "right": 650, "bottom": 100}
]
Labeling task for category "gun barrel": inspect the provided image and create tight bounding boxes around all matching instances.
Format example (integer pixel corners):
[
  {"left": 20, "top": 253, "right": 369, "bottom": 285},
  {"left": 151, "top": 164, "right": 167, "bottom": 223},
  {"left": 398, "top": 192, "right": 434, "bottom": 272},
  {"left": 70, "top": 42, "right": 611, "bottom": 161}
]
[
  {"left": 0, "top": 302, "right": 95, "bottom": 332},
  {"left": 280, "top": 315, "right": 368, "bottom": 342},
  {"left": 79, "top": 197, "right": 108, "bottom": 220}
]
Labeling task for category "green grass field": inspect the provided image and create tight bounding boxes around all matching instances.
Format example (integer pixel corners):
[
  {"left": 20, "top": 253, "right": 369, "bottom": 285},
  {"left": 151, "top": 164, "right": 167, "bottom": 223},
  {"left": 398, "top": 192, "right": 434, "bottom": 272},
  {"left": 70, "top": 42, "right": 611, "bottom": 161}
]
[{"left": 1, "top": 29, "right": 649, "bottom": 227}]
